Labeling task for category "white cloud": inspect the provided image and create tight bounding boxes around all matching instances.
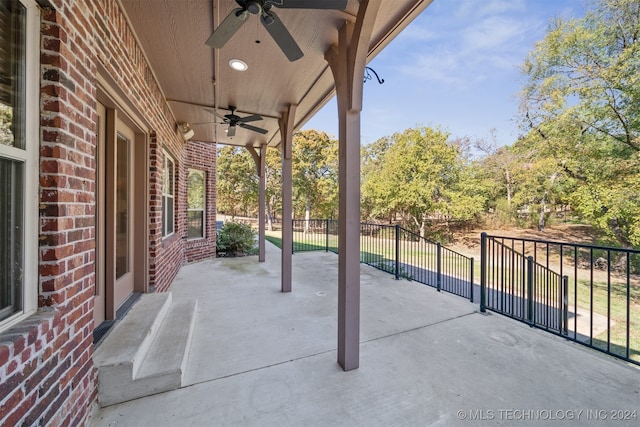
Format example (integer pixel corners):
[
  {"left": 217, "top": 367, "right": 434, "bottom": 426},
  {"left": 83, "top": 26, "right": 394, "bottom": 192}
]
[
  {"left": 389, "top": 0, "right": 547, "bottom": 88},
  {"left": 462, "top": 16, "right": 528, "bottom": 50},
  {"left": 455, "top": 0, "right": 526, "bottom": 19}
]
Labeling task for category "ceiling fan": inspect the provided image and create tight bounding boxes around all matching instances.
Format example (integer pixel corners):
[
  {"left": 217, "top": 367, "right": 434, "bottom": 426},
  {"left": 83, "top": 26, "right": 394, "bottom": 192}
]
[
  {"left": 205, "top": 106, "right": 268, "bottom": 137},
  {"left": 206, "top": 0, "right": 349, "bottom": 62}
]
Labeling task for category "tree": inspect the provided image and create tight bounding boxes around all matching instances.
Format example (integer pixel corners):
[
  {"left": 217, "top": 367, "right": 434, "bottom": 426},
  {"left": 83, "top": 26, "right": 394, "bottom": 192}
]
[
  {"left": 475, "top": 131, "right": 520, "bottom": 212},
  {"left": 362, "top": 127, "right": 486, "bottom": 238},
  {"left": 291, "top": 130, "right": 338, "bottom": 221},
  {"left": 216, "top": 131, "right": 338, "bottom": 228},
  {"left": 216, "top": 146, "right": 258, "bottom": 217},
  {"left": 520, "top": 0, "right": 640, "bottom": 246},
  {"left": 265, "top": 148, "right": 282, "bottom": 230},
  {"left": 361, "top": 136, "right": 393, "bottom": 220}
]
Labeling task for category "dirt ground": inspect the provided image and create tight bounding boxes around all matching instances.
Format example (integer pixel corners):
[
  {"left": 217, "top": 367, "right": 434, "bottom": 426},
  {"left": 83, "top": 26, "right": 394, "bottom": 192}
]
[{"left": 448, "top": 223, "right": 601, "bottom": 260}]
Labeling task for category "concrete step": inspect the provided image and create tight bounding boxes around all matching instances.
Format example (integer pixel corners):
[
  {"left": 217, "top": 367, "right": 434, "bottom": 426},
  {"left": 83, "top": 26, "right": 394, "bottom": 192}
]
[
  {"left": 135, "top": 298, "right": 198, "bottom": 385},
  {"left": 94, "top": 292, "right": 198, "bottom": 407}
]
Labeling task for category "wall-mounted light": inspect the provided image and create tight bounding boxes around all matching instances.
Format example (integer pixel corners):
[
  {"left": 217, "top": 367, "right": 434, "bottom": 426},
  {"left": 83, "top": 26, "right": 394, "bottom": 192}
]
[
  {"left": 229, "top": 58, "right": 248, "bottom": 71},
  {"left": 178, "top": 122, "right": 195, "bottom": 141}
]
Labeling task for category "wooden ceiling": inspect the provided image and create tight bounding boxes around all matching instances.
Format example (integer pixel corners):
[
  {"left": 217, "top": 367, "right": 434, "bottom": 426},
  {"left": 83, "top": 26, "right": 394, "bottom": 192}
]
[{"left": 119, "top": 0, "right": 432, "bottom": 147}]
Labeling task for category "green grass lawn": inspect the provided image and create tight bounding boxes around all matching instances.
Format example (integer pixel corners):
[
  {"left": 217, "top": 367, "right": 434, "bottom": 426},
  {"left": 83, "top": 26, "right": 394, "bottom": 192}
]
[{"left": 569, "top": 277, "right": 640, "bottom": 361}]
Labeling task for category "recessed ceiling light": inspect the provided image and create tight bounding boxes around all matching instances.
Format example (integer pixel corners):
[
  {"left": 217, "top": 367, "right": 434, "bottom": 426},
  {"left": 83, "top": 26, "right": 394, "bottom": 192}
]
[{"left": 229, "top": 59, "right": 248, "bottom": 71}]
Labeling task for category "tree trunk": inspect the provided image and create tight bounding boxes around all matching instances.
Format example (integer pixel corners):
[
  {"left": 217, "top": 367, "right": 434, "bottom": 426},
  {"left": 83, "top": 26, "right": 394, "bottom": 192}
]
[
  {"left": 609, "top": 216, "right": 632, "bottom": 249},
  {"left": 304, "top": 196, "right": 311, "bottom": 233},
  {"left": 505, "top": 169, "right": 512, "bottom": 207},
  {"left": 266, "top": 197, "right": 274, "bottom": 231},
  {"left": 538, "top": 201, "right": 546, "bottom": 231},
  {"left": 410, "top": 214, "right": 425, "bottom": 238}
]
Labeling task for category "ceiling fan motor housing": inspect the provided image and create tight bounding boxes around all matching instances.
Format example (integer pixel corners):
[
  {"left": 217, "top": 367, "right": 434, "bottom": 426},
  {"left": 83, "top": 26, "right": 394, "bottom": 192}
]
[
  {"left": 210, "top": 0, "right": 349, "bottom": 62},
  {"left": 245, "top": 1, "right": 263, "bottom": 14}
]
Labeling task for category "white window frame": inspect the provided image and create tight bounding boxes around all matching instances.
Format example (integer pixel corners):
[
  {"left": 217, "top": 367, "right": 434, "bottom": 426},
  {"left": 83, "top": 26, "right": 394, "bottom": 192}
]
[
  {"left": 187, "top": 168, "right": 206, "bottom": 240},
  {"left": 0, "top": 0, "right": 40, "bottom": 331},
  {"left": 162, "top": 150, "right": 175, "bottom": 238}
]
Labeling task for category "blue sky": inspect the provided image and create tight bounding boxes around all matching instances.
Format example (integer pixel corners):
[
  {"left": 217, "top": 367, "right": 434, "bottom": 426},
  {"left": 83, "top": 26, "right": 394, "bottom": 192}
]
[{"left": 302, "top": 0, "right": 588, "bottom": 147}]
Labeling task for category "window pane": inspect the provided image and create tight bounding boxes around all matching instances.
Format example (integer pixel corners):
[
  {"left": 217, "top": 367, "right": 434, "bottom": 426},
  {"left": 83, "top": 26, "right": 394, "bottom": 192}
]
[
  {"left": 162, "top": 153, "right": 175, "bottom": 237},
  {"left": 115, "top": 135, "right": 129, "bottom": 278},
  {"left": 161, "top": 195, "right": 167, "bottom": 236},
  {"left": 187, "top": 169, "right": 205, "bottom": 209},
  {"left": 187, "top": 169, "right": 205, "bottom": 239},
  {"left": 167, "top": 196, "right": 174, "bottom": 234},
  {"left": 0, "top": 158, "right": 23, "bottom": 320},
  {"left": 187, "top": 211, "right": 203, "bottom": 239},
  {"left": 168, "top": 161, "right": 174, "bottom": 195},
  {"left": 165, "top": 157, "right": 174, "bottom": 196},
  {"left": 0, "top": 0, "right": 26, "bottom": 149}
]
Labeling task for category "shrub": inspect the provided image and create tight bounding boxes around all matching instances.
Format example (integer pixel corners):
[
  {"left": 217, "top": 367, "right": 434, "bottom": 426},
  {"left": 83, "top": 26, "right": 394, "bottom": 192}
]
[{"left": 216, "top": 221, "right": 257, "bottom": 257}]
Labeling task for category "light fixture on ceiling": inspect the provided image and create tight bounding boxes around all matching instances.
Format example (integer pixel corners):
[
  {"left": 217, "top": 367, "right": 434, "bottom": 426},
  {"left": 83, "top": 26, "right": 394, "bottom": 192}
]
[
  {"left": 229, "top": 59, "right": 248, "bottom": 71},
  {"left": 178, "top": 122, "right": 195, "bottom": 141}
]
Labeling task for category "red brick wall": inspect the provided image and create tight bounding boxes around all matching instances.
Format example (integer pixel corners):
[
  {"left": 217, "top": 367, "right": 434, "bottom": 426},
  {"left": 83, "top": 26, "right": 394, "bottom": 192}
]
[
  {"left": 184, "top": 140, "right": 217, "bottom": 263},
  {"left": 0, "top": 0, "right": 215, "bottom": 425}
]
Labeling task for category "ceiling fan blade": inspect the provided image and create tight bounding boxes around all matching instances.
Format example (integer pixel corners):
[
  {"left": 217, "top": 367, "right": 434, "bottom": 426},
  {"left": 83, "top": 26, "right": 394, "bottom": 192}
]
[
  {"left": 204, "top": 108, "right": 230, "bottom": 121},
  {"left": 239, "top": 123, "right": 268, "bottom": 134},
  {"left": 205, "top": 8, "right": 249, "bottom": 48},
  {"left": 238, "top": 114, "right": 263, "bottom": 123},
  {"left": 261, "top": 12, "right": 303, "bottom": 62},
  {"left": 226, "top": 125, "right": 237, "bottom": 137},
  {"left": 269, "top": 0, "right": 348, "bottom": 9}
]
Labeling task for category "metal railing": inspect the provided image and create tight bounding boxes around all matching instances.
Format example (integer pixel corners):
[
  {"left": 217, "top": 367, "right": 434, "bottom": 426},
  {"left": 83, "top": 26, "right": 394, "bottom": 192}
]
[
  {"left": 291, "top": 219, "right": 474, "bottom": 300},
  {"left": 480, "top": 233, "right": 640, "bottom": 366},
  {"left": 292, "top": 219, "right": 338, "bottom": 253}
]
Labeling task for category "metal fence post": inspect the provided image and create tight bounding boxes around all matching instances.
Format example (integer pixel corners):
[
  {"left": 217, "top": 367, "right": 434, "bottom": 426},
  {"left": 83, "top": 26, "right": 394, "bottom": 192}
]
[
  {"left": 436, "top": 243, "right": 442, "bottom": 292},
  {"left": 480, "top": 233, "right": 486, "bottom": 312},
  {"left": 470, "top": 257, "right": 474, "bottom": 302},
  {"left": 325, "top": 218, "right": 329, "bottom": 252},
  {"left": 527, "top": 256, "right": 534, "bottom": 325},
  {"left": 562, "top": 275, "right": 569, "bottom": 335},
  {"left": 395, "top": 224, "right": 400, "bottom": 280}
]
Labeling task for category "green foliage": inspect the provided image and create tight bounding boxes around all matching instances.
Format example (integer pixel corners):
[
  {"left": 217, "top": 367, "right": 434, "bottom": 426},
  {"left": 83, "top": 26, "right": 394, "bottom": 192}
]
[
  {"left": 292, "top": 130, "right": 338, "bottom": 219},
  {"left": 265, "top": 148, "right": 282, "bottom": 222},
  {"left": 0, "top": 104, "right": 13, "bottom": 146},
  {"left": 187, "top": 169, "right": 205, "bottom": 209},
  {"left": 519, "top": 0, "right": 640, "bottom": 245},
  {"left": 362, "top": 127, "right": 486, "bottom": 237},
  {"left": 216, "top": 221, "right": 257, "bottom": 256},
  {"left": 216, "top": 146, "right": 258, "bottom": 216},
  {"left": 215, "top": 131, "right": 338, "bottom": 222}
]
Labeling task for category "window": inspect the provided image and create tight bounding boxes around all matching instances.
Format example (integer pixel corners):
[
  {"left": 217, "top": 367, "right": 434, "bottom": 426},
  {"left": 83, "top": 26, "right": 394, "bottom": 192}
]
[
  {"left": 187, "top": 169, "right": 205, "bottom": 239},
  {"left": 162, "top": 151, "right": 175, "bottom": 237},
  {"left": 0, "top": 0, "right": 38, "bottom": 327}
]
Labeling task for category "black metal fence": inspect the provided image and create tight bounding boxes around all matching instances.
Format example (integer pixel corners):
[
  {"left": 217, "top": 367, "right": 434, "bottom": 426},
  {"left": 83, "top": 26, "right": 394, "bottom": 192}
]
[
  {"left": 480, "top": 233, "right": 640, "bottom": 366},
  {"left": 291, "top": 219, "right": 474, "bottom": 300},
  {"left": 292, "top": 219, "right": 338, "bottom": 253}
]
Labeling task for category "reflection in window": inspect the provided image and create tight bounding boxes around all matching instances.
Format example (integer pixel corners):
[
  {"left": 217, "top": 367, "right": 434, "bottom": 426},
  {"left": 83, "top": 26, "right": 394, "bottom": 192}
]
[
  {"left": 162, "top": 151, "right": 175, "bottom": 237},
  {"left": 0, "top": 0, "right": 26, "bottom": 322},
  {"left": 0, "top": 159, "right": 23, "bottom": 320},
  {"left": 0, "top": 0, "right": 25, "bottom": 148},
  {"left": 115, "top": 135, "right": 129, "bottom": 279},
  {"left": 187, "top": 169, "right": 205, "bottom": 239}
]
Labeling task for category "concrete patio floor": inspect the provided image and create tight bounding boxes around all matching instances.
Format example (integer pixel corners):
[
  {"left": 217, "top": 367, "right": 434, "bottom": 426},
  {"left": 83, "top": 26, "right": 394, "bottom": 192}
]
[{"left": 90, "top": 242, "right": 640, "bottom": 426}]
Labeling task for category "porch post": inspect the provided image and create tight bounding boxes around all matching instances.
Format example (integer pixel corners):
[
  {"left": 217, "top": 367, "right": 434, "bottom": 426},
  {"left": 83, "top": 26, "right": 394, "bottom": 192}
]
[
  {"left": 279, "top": 104, "right": 296, "bottom": 292},
  {"left": 325, "top": 0, "right": 381, "bottom": 371},
  {"left": 246, "top": 143, "right": 267, "bottom": 262}
]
